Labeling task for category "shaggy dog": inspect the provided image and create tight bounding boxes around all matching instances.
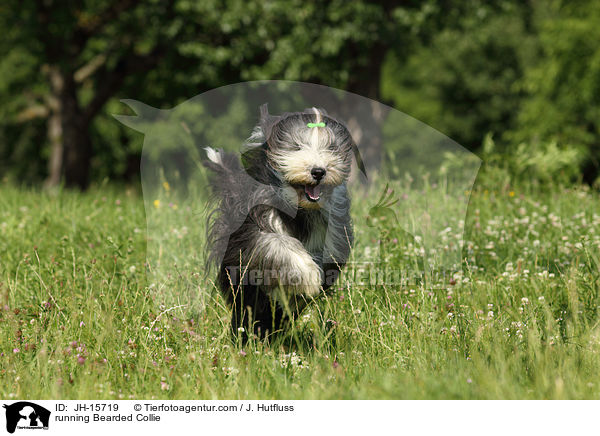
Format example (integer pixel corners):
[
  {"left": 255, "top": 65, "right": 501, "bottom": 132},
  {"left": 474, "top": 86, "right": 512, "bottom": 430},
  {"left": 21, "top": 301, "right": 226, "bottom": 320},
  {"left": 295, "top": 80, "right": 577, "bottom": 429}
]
[{"left": 204, "top": 105, "right": 362, "bottom": 340}]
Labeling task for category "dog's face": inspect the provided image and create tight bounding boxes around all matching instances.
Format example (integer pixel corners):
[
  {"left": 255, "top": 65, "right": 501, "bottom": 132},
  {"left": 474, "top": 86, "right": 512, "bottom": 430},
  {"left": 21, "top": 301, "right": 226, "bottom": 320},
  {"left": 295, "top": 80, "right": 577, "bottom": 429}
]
[{"left": 265, "top": 109, "right": 354, "bottom": 210}]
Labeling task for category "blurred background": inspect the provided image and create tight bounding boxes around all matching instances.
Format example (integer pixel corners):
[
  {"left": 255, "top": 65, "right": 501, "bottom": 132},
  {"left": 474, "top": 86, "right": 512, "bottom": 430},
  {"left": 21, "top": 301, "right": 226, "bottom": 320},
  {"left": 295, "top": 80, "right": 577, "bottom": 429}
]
[{"left": 1, "top": 0, "right": 599, "bottom": 189}]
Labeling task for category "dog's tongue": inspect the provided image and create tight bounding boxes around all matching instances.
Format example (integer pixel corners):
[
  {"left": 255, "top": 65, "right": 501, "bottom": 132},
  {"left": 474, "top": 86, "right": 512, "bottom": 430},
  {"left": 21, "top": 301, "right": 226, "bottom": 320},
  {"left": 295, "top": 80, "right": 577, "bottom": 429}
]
[{"left": 305, "top": 184, "right": 321, "bottom": 200}]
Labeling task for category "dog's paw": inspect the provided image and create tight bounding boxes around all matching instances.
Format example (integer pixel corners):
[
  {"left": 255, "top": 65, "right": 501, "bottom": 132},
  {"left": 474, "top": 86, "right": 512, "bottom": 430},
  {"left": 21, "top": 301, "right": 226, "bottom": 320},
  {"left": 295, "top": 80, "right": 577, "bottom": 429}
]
[
  {"left": 281, "top": 254, "right": 323, "bottom": 297},
  {"left": 254, "top": 232, "right": 324, "bottom": 298},
  {"left": 288, "top": 256, "right": 323, "bottom": 297}
]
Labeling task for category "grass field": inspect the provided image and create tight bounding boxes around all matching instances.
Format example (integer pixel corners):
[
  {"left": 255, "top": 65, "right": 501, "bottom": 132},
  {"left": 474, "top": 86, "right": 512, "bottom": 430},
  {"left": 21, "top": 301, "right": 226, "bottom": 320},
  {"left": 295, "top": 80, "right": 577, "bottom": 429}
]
[{"left": 1, "top": 176, "right": 599, "bottom": 400}]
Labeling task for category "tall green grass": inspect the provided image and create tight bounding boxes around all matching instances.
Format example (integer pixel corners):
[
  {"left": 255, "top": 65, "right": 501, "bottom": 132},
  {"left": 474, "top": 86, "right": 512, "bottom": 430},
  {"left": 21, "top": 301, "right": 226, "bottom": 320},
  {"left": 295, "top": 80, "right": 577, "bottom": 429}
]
[{"left": 0, "top": 178, "right": 599, "bottom": 399}]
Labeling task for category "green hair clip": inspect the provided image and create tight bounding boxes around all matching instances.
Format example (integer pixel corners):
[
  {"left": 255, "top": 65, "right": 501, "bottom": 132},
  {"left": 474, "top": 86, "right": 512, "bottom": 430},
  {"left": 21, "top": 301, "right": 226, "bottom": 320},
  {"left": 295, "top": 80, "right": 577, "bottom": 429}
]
[{"left": 307, "top": 122, "right": 325, "bottom": 128}]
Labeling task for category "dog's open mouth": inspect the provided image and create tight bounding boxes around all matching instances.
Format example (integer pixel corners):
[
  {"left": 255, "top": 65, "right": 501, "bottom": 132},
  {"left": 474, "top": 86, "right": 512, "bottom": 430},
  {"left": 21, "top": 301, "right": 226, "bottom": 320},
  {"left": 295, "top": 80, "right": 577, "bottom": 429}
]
[{"left": 304, "top": 184, "right": 321, "bottom": 202}]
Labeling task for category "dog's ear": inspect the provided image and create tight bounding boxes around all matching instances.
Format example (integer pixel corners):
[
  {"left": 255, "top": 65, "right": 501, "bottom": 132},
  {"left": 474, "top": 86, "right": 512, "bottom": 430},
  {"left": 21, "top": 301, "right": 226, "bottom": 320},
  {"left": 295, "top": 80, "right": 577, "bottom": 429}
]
[
  {"left": 259, "top": 103, "right": 281, "bottom": 143},
  {"left": 352, "top": 140, "right": 368, "bottom": 180}
]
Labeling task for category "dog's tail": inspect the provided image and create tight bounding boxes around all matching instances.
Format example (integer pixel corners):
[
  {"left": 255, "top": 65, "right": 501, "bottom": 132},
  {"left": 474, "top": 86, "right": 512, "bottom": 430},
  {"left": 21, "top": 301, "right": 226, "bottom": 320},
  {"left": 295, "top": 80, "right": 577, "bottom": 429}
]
[
  {"left": 203, "top": 146, "right": 250, "bottom": 265},
  {"left": 204, "top": 147, "right": 223, "bottom": 166},
  {"left": 203, "top": 146, "right": 247, "bottom": 200},
  {"left": 204, "top": 146, "right": 241, "bottom": 178}
]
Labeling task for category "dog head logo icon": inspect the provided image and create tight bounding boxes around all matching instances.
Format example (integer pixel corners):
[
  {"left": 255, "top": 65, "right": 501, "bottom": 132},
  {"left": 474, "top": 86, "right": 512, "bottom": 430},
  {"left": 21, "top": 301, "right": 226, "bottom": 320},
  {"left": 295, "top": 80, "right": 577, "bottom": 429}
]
[{"left": 3, "top": 402, "right": 51, "bottom": 433}]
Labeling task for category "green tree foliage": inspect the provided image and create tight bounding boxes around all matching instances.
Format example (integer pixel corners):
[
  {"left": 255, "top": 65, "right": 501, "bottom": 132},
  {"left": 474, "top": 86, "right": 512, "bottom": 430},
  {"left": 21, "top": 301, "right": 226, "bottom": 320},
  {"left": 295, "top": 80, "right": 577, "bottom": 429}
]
[
  {"left": 0, "top": 0, "right": 448, "bottom": 187},
  {"left": 3, "top": 0, "right": 600, "bottom": 186},
  {"left": 1, "top": 0, "right": 194, "bottom": 186},
  {"left": 381, "top": 0, "right": 600, "bottom": 184},
  {"left": 513, "top": 0, "right": 600, "bottom": 184},
  {"left": 381, "top": 2, "right": 536, "bottom": 150}
]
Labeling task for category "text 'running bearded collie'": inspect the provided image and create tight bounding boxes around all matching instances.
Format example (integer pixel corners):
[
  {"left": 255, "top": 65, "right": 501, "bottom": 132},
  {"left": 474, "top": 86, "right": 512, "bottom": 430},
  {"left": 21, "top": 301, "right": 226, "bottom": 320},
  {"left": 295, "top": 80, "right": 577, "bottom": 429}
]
[{"left": 204, "top": 105, "right": 364, "bottom": 341}]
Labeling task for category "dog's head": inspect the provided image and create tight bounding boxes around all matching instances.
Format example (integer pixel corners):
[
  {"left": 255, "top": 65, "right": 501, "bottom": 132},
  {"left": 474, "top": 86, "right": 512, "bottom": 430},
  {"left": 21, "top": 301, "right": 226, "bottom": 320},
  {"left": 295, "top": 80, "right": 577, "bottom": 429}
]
[{"left": 252, "top": 106, "right": 357, "bottom": 210}]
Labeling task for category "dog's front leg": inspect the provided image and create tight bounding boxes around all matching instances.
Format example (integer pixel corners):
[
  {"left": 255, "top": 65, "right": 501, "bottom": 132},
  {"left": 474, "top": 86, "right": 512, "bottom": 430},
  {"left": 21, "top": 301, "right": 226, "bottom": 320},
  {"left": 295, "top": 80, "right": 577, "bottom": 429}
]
[{"left": 250, "top": 232, "right": 323, "bottom": 298}]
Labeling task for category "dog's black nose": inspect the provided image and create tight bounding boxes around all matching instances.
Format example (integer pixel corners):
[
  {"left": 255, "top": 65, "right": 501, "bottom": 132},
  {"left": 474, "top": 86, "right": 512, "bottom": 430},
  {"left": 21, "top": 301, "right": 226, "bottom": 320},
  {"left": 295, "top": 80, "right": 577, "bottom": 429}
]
[{"left": 311, "top": 167, "right": 326, "bottom": 181}]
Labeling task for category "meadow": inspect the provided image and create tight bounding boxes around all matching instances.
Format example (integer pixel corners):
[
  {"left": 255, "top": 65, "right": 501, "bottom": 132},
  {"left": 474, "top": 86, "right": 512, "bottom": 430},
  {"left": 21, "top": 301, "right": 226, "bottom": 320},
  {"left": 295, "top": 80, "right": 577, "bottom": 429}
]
[{"left": 1, "top": 174, "right": 599, "bottom": 400}]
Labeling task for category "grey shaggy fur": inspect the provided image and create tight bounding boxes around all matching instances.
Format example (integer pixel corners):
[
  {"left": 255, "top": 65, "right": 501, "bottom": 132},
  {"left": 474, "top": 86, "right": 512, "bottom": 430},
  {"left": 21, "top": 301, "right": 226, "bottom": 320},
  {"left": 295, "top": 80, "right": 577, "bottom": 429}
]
[{"left": 204, "top": 106, "right": 358, "bottom": 340}]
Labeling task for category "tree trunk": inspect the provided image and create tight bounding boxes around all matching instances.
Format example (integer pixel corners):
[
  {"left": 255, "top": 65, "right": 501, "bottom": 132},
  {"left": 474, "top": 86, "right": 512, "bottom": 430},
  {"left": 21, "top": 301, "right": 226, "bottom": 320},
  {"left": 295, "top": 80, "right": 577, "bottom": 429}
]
[
  {"left": 44, "top": 66, "right": 92, "bottom": 190},
  {"left": 44, "top": 66, "right": 64, "bottom": 189},
  {"left": 342, "top": 43, "right": 389, "bottom": 180},
  {"left": 44, "top": 102, "right": 63, "bottom": 188},
  {"left": 62, "top": 116, "right": 92, "bottom": 190}
]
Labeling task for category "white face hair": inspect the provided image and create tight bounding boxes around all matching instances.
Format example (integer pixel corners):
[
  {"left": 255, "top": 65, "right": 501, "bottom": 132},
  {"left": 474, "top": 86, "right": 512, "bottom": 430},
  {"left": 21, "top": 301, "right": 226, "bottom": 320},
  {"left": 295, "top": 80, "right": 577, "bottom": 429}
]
[{"left": 265, "top": 108, "right": 354, "bottom": 210}]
